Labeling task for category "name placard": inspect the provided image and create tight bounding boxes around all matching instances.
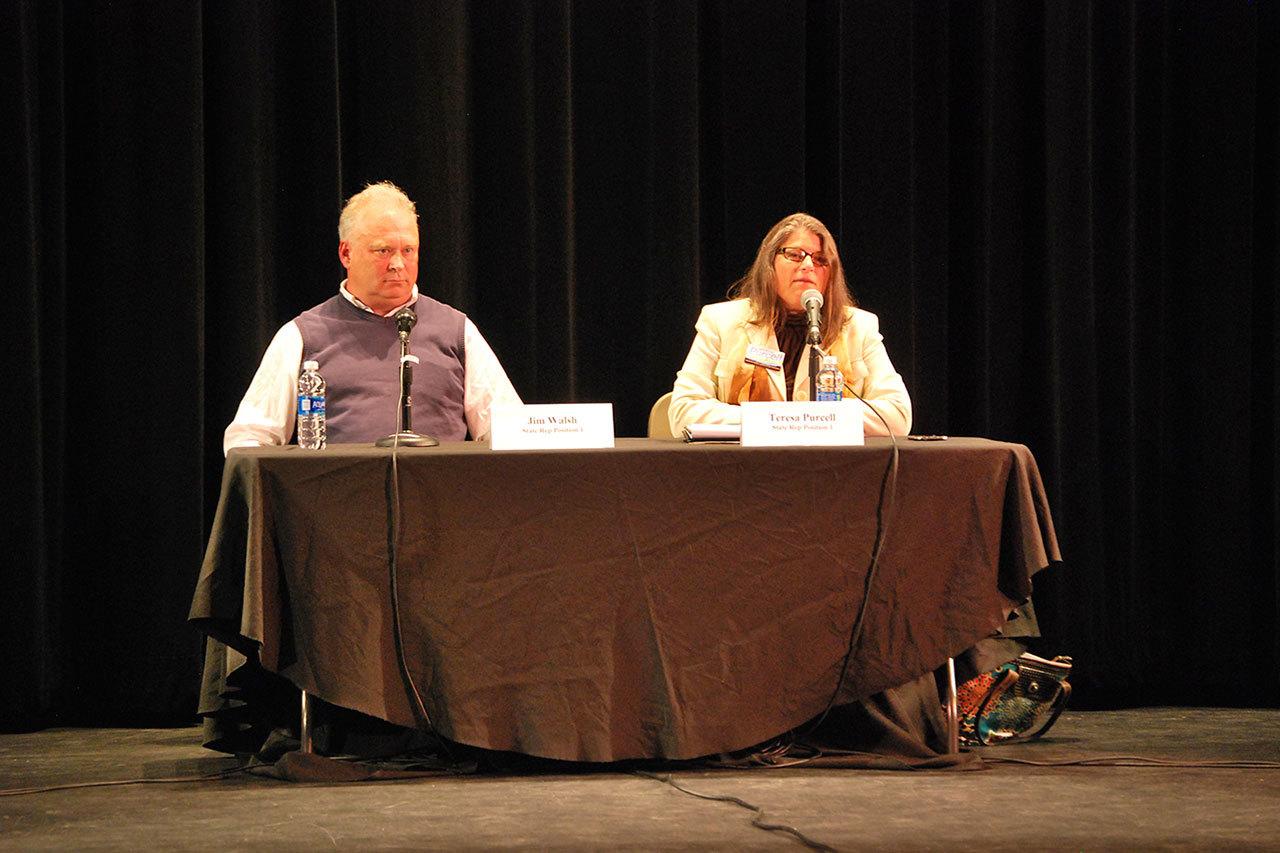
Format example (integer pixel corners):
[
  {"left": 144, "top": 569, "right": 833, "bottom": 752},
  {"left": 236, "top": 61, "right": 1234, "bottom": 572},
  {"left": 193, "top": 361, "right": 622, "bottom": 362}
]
[
  {"left": 489, "top": 403, "right": 616, "bottom": 450},
  {"left": 739, "top": 400, "right": 864, "bottom": 447}
]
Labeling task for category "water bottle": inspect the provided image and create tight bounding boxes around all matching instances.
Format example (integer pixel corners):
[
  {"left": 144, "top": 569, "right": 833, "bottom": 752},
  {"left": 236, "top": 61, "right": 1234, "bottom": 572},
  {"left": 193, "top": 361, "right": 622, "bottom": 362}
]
[
  {"left": 815, "top": 355, "right": 843, "bottom": 402},
  {"left": 296, "top": 360, "right": 327, "bottom": 450}
]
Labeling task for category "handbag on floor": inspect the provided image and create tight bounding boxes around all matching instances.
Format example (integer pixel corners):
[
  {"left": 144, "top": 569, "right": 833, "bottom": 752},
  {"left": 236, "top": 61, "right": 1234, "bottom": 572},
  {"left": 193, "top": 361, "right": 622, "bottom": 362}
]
[{"left": 956, "top": 652, "right": 1073, "bottom": 746}]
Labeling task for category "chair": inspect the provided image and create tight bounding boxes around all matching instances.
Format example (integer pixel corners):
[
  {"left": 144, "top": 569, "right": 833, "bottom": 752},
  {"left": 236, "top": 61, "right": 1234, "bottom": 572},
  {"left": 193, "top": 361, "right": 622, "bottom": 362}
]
[{"left": 648, "top": 391, "right": 675, "bottom": 439}]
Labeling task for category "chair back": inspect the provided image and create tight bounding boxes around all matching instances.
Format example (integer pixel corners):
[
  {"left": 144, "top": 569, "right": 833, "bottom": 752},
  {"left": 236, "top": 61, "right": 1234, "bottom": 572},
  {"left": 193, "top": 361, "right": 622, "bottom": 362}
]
[{"left": 648, "top": 392, "right": 675, "bottom": 439}]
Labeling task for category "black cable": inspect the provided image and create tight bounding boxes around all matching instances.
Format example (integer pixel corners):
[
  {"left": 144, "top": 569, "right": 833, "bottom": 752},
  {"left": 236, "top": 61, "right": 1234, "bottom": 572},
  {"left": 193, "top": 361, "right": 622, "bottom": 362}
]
[
  {"left": 981, "top": 755, "right": 1280, "bottom": 769},
  {"left": 386, "top": 431, "right": 434, "bottom": 731},
  {"left": 774, "top": 745, "right": 935, "bottom": 771},
  {"left": 635, "top": 770, "right": 838, "bottom": 851},
  {"left": 0, "top": 764, "right": 260, "bottom": 797},
  {"left": 706, "top": 736, "right": 822, "bottom": 769},
  {"left": 795, "top": 385, "right": 900, "bottom": 738}
]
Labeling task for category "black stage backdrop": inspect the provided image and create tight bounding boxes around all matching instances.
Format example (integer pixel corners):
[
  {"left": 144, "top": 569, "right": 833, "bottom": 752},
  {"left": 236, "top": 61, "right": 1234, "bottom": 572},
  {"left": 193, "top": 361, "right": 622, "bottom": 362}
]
[{"left": 4, "top": 1, "right": 1277, "bottom": 729}]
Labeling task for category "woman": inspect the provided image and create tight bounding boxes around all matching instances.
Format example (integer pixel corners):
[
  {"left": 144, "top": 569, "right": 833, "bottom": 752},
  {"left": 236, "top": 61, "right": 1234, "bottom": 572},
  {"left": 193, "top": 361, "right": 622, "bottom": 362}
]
[{"left": 669, "top": 212, "right": 912, "bottom": 437}]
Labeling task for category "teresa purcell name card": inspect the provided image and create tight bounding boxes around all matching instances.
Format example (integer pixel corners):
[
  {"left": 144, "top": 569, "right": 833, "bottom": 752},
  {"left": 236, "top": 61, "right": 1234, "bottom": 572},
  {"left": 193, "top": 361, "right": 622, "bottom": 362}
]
[{"left": 739, "top": 400, "right": 864, "bottom": 447}]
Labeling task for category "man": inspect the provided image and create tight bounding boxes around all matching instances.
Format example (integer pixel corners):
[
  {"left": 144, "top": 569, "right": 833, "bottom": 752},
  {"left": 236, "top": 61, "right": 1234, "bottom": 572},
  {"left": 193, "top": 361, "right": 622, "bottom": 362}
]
[{"left": 224, "top": 181, "right": 521, "bottom": 452}]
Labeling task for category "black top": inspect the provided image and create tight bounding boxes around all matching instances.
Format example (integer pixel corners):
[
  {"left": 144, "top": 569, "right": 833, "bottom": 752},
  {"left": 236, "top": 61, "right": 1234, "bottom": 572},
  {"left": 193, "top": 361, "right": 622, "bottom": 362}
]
[{"left": 774, "top": 312, "right": 810, "bottom": 399}]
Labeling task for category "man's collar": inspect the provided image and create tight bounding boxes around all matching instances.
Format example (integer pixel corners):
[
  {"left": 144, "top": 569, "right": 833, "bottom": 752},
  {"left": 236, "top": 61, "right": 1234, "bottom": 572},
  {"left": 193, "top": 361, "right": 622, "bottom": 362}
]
[{"left": 339, "top": 280, "right": 420, "bottom": 317}]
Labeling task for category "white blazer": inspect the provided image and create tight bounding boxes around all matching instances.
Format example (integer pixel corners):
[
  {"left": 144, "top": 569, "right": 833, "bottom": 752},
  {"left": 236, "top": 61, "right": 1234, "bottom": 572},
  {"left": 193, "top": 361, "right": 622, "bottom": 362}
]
[{"left": 669, "top": 299, "right": 912, "bottom": 437}]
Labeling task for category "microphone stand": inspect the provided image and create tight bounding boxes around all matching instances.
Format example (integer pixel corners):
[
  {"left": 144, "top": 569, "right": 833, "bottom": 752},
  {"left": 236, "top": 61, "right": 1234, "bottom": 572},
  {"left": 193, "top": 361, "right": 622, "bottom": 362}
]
[
  {"left": 807, "top": 325, "right": 821, "bottom": 402},
  {"left": 376, "top": 332, "right": 439, "bottom": 448}
]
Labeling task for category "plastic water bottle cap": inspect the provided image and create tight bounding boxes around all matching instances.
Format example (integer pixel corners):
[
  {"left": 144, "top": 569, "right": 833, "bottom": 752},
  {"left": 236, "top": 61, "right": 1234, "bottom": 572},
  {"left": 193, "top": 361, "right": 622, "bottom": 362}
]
[{"left": 303, "top": 360, "right": 319, "bottom": 371}]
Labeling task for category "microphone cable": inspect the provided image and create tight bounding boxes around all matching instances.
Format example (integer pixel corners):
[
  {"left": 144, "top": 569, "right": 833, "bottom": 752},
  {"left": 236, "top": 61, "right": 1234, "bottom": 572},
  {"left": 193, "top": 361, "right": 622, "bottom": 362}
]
[
  {"left": 385, "top": 394, "right": 435, "bottom": 735},
  {"left": 635, "top": 770, "right": 838, "bottom": 851},
  {"left": 795, "top": 382, "right": 901, "bottom": 740}
]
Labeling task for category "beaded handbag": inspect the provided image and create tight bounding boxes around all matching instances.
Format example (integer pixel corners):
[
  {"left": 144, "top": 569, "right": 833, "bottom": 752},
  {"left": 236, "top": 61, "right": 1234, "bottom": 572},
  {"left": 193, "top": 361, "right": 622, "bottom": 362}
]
[{"left": 957, "top": 653, "right": 1073, "bottom": 746}]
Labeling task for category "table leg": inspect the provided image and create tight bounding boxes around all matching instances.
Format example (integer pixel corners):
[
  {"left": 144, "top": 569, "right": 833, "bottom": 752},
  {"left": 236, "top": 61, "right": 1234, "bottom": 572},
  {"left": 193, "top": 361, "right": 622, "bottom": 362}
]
[
  {"left": 944, "top": 657, "right": 959, "bottom": 754},
  {"left": 300, "top": 690, "right": 314, "bottom": 754}
]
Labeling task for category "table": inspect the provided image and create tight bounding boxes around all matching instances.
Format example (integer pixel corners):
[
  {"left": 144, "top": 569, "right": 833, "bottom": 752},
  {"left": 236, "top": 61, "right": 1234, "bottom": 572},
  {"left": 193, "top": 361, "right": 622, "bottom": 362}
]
[{"left": 190, "top": 437, "right": 1060, "bottom": 762}]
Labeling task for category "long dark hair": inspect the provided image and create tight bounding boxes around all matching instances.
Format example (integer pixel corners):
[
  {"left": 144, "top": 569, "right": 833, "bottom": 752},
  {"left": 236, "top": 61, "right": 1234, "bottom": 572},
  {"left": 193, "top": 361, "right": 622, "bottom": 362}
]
[{"left": 728, "top": 212, "right": 855, "bottom": 350}]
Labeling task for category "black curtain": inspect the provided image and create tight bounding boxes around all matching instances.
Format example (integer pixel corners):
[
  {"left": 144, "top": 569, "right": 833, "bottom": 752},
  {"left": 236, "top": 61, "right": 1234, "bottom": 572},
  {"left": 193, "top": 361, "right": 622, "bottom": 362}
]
[{"left": 5, "top": 0, "right": 1277, "bottom": 730}]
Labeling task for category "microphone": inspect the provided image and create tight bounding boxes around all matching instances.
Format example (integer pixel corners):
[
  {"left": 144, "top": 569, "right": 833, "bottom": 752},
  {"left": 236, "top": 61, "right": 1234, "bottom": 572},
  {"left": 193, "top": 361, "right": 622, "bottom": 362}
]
[
  {"left": 801, "top": 289, "right": 823, "bottom": 345},
  {"left": 375, "top": 306, "right": 438, "bottom": 448},
  {"left": 393, "top": 307, "right": 417, "bottom": 340}
]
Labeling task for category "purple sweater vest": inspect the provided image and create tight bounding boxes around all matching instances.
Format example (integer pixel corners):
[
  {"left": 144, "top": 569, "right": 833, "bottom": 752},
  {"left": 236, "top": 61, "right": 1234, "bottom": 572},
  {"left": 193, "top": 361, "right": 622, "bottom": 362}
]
[{"left": 294, "top": 294, "right": 468, "bottom": 443}]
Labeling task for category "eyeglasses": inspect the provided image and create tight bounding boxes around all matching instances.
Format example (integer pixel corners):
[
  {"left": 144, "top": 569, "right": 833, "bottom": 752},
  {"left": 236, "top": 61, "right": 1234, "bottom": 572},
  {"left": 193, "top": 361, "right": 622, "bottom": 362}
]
[{"left": 776, "top": 246, "right": 831, "bottom": 268}]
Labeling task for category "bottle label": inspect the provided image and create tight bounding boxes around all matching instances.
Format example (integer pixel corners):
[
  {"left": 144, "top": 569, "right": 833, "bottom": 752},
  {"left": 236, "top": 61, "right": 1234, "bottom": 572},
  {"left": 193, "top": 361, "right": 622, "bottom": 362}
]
[
  {"left": 816, "top": 389, "right": 842, "bottom": 402},
  {"left": 297, "top": 396, "right": 326, "bottom": 416}
]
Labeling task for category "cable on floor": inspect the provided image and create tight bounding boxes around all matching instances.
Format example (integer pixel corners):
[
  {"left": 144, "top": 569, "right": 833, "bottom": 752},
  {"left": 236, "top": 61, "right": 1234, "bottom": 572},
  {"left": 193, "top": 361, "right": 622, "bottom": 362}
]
[
  {"left": 0, "top": 763, "right": 261, "bottom": 797},
  {"left": 982, "top": 754, "right": 1280, "bottom": 769},
  {"left": 635, "top": 769, "right": 838, "bottom": 851}
]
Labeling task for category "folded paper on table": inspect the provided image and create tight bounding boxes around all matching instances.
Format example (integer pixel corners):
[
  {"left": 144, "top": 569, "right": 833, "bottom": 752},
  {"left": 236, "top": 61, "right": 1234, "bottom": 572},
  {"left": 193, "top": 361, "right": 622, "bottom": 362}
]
[{"left": 682, "top": 423, "right": 743, "bottom": 442}]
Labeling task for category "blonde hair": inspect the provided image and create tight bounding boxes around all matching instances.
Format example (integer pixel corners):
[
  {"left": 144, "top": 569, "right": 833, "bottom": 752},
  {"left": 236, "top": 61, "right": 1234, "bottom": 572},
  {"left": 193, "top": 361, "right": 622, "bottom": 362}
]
[
  {"left": 338, "top": 181, "right": 418, "bottom": 241},
  {"left": 728, "top": 212, "right": 855, "bottom": 349}
]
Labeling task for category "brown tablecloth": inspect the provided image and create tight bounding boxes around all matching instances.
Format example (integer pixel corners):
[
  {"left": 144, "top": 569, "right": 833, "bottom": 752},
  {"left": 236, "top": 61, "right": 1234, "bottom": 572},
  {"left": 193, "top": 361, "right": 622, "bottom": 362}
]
[{"left": 190, "top": 437, "right": 1060, "bottom": 762}]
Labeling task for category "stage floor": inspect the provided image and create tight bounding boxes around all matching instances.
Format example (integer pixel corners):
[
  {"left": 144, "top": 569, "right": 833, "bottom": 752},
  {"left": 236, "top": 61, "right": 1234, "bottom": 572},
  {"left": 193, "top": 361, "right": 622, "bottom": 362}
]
[{"left": 3, "top": 708, "right": 1279, "bottom": 851}]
